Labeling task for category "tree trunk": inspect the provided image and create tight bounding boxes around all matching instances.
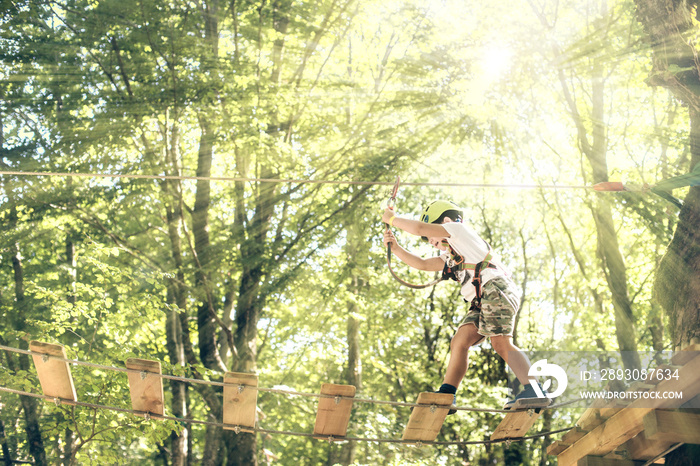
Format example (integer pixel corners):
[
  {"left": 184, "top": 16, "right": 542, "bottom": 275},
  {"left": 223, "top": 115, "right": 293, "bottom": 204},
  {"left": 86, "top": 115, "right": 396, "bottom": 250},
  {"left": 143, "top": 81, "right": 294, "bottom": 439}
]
[
  {"left": 655, "top": 108, "right": 700, "bottom": 349},
  {"left": 163, "top": 122, "right": 191, "bottom": 466},
  {"left": 337, "top": 219, "right": 364, "bottom": 465},
  {"left": 589, "top": 59, "right": 641, "bottom": 371},
  {"left": 166, "top": 299, "right": 189, "bottom": 466},
  {"left": 194, "top": 117, "right": 223, "bottom": 372},
  {"left": 633, "top": 0, "right": 700, "bottom": 348},
  {"left": 61, "top": 230, "right": 77, "bottom": 465},
  {"left": 14, "top": 273, "right": 45, "bottom": 463},
  {"left": 2, "top": 174, "right": 47, "bottom": 464},
  {"left": 534, "top": 0, "right": 643, "bottom": 370},
  {"left": 0, "top": 419, "right": 12, "bottom": 466},
  {"left": 555, "top": 52, "right": 642, "bottom": 370},
  {"left": 633, "top": 1, "right": 700, "bottom": 462},
  {"left": 228, "top": 172, "right": 277, "bottom": 466}
]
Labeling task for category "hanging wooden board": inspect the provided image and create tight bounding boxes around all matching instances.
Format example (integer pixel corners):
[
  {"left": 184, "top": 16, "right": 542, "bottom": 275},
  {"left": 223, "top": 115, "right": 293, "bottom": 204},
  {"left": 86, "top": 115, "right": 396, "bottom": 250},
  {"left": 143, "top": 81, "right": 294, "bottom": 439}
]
[
  {"left": 491, "top": 410, "right": 542, "bottom": 440},
  {"left": 401, "top": 392, "right": 454, "bottom": 443},
  {"left": 30, "top": 341, "right": 77, "bottom": 402},
  {"left": 313, "top": 383, "right": 356, "bottom": 440},
  {"left": 491, "top": 397, "right": 550, "bottom": 441},
  {"left": 125, "top": 358, "right": 164, "bottom": 416},
  {"left": 223, "top": 372, "right": 258, "bottom": 433}
]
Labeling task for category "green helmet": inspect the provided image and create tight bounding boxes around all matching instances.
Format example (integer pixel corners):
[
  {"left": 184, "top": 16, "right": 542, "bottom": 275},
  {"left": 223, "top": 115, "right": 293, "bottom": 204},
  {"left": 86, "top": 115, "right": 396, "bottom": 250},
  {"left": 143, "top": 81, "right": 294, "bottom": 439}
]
[{"left": 419, "top": 200, "right": 463, "bottom": 224}]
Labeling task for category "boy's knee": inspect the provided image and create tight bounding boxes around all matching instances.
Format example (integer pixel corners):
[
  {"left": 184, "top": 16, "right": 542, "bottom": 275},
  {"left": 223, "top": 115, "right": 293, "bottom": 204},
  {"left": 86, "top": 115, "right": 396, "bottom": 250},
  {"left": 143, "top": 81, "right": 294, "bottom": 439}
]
[
  {"left": 452, "top": 325, "right": 481, "bottom": 350},
  {"left": 490, "top": 335, "right": 512, "bottom": 354},
  {"left": 450, "top": 333, "right": 467, "bottom": 351}
]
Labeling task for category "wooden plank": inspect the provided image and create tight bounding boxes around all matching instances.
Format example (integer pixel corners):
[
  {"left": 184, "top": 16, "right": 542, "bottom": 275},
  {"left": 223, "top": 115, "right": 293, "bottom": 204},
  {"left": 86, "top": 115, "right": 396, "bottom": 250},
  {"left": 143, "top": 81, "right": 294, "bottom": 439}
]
[
  {"left": 598, "top": 403, "right": 626, "bottom": 419},
  {"left": 557, "top": 353, "right": 700, "bottom": 466},
  {"left": 623, "top": 430, "right": 675, "bottom": 461},
  {"left": 547, "top": 441, "right": 572, "bottom": 456},
  {"left": 597, "top": 383, "right": 652, "bottom": 418},
  {"left": 547, "top": 427, "right": 588, "bottom": 456},
  {"left": 577, "top": 456, "right": 644, "bottom": 466},
  {"left": 401, "top": 392, "right": 454, "bottom": 442},
  {"left": 561, "top": 426, "right": 588, "bottom": 444},
  {"left": 643, "top": 409, "right": 700, "bottom": 444},
  {"left": 649, "top": 364, "right": 682, "bottom": 384},
  {"left": 682, "top": 393, "right": 700, "bottom": 409},
  {"left": 602, "top": 449, "right": 629, "bottom": 460},
  {"left": 313, "top": 384, "right": 356, "bottom": 440},
  {"left": 671, "top": 344, "right": 700, "bottom": 365},
  {"left": 223, "top": 372, "right": 258, "bottom": 433},
  {"left": 507, "top": 397, "right": 551, "bottom": 410},
  {"left": 125, "top": 358, "right": 164, "bottom": 416},
  {"left": 491, "top": 408, "right": 542, "bottom": 440},
  {"left": 576, "top": 399, "right": 608, "bottom": 431},
  {"left": 30, "top": 341, "right": 77, "bottom": 402}
]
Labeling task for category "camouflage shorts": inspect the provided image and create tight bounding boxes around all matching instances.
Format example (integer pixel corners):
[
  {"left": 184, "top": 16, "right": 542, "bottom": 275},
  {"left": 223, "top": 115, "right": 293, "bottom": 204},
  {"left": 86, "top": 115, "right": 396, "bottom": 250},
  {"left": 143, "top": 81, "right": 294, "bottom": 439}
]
[{"left": 460, "top": 277, "right": 520, "bottom": 339}]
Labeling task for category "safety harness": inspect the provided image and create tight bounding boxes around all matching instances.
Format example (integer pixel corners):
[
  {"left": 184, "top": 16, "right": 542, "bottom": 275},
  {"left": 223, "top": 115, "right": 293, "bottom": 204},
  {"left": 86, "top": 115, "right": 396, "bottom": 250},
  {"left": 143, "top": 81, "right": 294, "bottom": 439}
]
[{"left": 441, "top": 240, "right": 498, "bottom": 311}]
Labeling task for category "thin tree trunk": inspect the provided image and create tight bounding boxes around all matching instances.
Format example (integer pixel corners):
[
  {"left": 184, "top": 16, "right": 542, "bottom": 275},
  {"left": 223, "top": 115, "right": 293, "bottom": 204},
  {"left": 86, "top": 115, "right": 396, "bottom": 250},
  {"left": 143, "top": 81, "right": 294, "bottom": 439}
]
[
  {"left": 163, "top": 121, "right": 190, "bottom": 466},
  {"left": 528, "top": 0, "right": 643, "bottom": 371},
  {"left": 194, "top": 117, "right": 222, "bottom": 371},
  {"left": 62, "top": 233, "right": 77, "bottom": 465},
  {"left": 558, "top": 56, "right": 641, "bottom": 370},
  {"left": 337, "top": 219, "right": 363, "bottom": 465},
  {"left": 2, "top": 171, "right": 47, "bottom": 464},
  {"left": 0, "top": 419, "right": 12, "bottom": 466}
]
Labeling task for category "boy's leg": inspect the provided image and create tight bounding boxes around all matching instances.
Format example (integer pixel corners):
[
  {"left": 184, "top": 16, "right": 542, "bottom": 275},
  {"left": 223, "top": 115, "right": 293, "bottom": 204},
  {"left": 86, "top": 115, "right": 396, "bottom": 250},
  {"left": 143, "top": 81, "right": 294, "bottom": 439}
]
[
  {"left": 442, "top": 323, "right": 484, "bottom": 388},
  {"left": 489, "top": 335, "right": 532, "bottom": 385}
]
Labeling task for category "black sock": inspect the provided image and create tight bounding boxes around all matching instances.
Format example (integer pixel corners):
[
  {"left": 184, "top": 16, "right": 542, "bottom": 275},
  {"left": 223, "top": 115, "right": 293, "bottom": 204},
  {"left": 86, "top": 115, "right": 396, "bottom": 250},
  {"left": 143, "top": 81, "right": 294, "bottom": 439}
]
[{"left": 438, "top": 383, "right": 457, "bottom": 394}]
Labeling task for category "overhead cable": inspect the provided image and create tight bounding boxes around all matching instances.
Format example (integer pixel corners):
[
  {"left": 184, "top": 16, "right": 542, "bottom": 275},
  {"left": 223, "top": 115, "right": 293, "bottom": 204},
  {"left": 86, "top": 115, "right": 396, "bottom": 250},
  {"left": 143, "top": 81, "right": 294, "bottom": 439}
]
[{"left": 0, "top": 170, "right": 590, "bottom": 190}]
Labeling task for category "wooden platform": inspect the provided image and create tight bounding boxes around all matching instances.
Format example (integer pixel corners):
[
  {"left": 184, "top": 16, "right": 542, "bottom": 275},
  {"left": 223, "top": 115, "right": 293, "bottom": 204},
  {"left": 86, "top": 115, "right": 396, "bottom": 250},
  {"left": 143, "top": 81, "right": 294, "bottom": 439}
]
[
  {"left": 490, "top": 398, "right": 551, "bottom": 441},
  {"left": 548, "top": 345, "right": 700, "bottom": 465},
  {"left": 402, "top": 392, "right": 455, "bottom": 443},
  {"left": 30, "top": 341, "right": 77, "bottom": 402}
]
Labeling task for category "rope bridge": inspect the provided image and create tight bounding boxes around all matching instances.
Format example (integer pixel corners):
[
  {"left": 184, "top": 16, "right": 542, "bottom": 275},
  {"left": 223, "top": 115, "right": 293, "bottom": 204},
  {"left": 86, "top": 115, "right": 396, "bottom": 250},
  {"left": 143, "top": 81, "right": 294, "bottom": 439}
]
[{"left": 0, "top": 342, "right": 578, "bottom": 447}]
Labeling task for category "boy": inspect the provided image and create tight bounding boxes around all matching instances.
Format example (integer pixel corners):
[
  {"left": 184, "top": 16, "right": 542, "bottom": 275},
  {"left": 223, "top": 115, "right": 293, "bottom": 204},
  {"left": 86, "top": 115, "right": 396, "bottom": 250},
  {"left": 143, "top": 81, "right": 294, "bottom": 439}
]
[{"left": 381, "top": 200, "right": 543, "bottom": 410}]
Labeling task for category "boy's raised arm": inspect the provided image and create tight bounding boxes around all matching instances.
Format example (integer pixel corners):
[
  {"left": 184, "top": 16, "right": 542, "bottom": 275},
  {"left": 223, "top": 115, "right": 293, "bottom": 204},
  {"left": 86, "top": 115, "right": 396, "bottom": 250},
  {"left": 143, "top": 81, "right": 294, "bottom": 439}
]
[{"left": 382, "top": 207, "right": 449, "bottom": 239}]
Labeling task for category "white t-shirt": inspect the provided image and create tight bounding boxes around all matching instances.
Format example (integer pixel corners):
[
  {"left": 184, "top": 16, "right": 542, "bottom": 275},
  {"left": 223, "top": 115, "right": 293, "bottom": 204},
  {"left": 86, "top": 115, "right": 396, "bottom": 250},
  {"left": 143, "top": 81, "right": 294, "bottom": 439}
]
[{"left": 440, "top": 222, "right": 509, "bottom": 301}]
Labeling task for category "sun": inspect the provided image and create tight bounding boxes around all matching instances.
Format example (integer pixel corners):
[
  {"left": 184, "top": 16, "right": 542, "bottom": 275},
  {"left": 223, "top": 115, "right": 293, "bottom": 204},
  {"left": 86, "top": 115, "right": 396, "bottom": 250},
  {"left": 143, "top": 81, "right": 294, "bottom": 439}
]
[{"left": 480, "top": 44, "right": 513, "bottom": 81}]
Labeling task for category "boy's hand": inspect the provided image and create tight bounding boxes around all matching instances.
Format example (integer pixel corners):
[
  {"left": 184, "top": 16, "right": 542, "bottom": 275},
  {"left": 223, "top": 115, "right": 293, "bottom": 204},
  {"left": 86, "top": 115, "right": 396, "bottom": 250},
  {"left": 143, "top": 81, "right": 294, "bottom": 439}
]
[
  {"left": 383, "top": 229, "right": 397, "bottom": 247},
  {"left": 382, "top": 207, "right": 395, "bottom": 225}
]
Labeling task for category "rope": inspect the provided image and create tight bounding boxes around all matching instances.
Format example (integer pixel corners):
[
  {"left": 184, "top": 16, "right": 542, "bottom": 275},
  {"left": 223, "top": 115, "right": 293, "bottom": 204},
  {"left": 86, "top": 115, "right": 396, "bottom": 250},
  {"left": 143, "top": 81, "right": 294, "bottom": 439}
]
[
  {"left": 0, "top": 170, "right": 591, "bottom": 190},
  {"left": 384, "top": 176, "right": 444, "bottom": 289},
  {"left": 0, "top": 344, "right": 583, "bottom": 414},
  {"left": 0, "top": 385, "right": 574, "bottom": 446}
]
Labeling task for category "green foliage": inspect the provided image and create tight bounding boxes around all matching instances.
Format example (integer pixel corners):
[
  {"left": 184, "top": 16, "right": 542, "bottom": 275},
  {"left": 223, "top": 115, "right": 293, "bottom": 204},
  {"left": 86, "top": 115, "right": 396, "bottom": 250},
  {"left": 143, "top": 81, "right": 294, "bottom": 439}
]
[{"left": 0, "top": 0, "right": 693, "bottom": 464}]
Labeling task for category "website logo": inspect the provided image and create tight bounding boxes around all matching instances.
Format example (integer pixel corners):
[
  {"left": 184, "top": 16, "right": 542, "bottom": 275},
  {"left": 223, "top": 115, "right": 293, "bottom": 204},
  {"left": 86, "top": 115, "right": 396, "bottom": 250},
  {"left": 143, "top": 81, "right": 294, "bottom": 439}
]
[{"left": 528, "top": 359, "right": 568, "bottom": 398}]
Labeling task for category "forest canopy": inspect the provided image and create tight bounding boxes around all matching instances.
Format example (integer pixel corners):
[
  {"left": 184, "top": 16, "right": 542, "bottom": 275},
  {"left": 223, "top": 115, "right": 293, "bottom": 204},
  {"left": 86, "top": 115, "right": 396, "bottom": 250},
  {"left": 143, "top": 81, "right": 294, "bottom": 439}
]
[{"left": 1, "top": 0, "right": 699, "bottom": 464}]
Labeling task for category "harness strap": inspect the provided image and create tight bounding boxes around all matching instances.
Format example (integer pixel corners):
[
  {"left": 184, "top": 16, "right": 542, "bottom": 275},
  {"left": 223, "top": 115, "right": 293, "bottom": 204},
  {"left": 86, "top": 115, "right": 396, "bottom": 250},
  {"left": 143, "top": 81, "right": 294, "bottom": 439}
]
[
  {"left": 442, "top": 241, "right": 498, "bottom": 311},
  {"left": 469, "top": 259, "right": 497, "bottom": 311}
]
